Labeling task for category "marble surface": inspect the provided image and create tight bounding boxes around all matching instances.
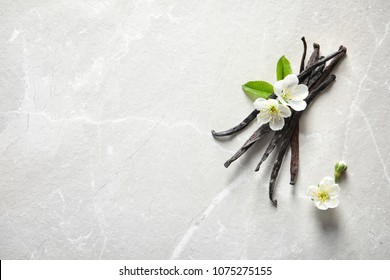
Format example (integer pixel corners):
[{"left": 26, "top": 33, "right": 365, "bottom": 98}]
[{"left": 1, "top": 0, "right": 390, "bottom": 260}]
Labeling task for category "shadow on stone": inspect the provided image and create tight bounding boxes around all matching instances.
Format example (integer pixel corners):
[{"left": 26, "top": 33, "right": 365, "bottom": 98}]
[{"left": 315, "top": 209, "right": 339, "bottom": 232}]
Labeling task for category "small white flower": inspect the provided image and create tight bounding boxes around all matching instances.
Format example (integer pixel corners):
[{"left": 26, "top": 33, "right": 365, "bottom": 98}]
[
  {"left": 307, "top": 176, "right": 340, "bottom": 210},
  {"left": 253, "top": 98, "right": 291, "bottom": 131},
  {"left": 274, "top": 74, "right": 309, "bottom": 111}
]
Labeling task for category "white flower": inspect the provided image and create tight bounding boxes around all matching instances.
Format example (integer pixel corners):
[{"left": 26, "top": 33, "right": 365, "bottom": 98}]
[
  {"left": 253, "top": 98, "right": 291, "bottom": 131},
  {"left": 307, "top": 176, "right": 340, "bottom": 210},
  {"left": 274, "top": 74, "right": 309, "bottom": 111}
]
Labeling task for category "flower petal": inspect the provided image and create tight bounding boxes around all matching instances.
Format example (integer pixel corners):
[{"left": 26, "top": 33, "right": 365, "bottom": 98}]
[
  {"left": 283, "top": 74, "right": 299, "bottom": 88},
  {"left": 329, "top": 184, "right": 340, "bottom": 198},
  {"left": 277, "top": 96, "right": 289, "bottom": 106},
  {"left": 278, "top": 104, "right": 292, "bottom": 117},
  {"left": 307, "top": 185, "right": 318, "bottom": 197},
  {"left": 273, "top": 80, "right": 285, "bottom": 96},
  {"left": 320, "top": 176, "right": 335, "bottom": 187},
  {"left": 293, "top": 84, "right": 309, "bottom": 99},
  {"left": 288, "top": 100, "right": 307, "bottom": 111},
  {"left": 326, "top": 197, "right": 339, "bottom": 208},
  {"left": 257, "top": 112, "right": 271, "bottom": 125},
  {"left": 314, "top": 200, "right": 328, "bottom": 210},
  {"left": 267, "top": 98, "right": 279, "bottom": 106},
  {"left": 253, "top": 98, "right": 267, "bottom": 110},
  {"left": 269, "top": 116, "right": 284, "bottom": 131}
]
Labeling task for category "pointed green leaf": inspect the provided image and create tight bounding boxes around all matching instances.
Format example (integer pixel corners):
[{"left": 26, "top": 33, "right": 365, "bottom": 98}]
[
  {"left": 242, "top": 81, "right": 274, "bottom": 101},
  {"left": 276, "top": 55, "right": 292, "bottom": 81}
]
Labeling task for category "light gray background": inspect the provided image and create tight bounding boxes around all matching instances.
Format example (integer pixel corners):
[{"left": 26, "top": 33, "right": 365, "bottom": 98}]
[{"left": 1, "top": 0, "right": 389, "bottom": 259}]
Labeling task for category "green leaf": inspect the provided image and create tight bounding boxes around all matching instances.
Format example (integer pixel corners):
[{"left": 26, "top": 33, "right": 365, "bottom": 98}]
[
  {"left": 276, "top": 55, "right": 292, "bottom": 81},
  {"left": 242, "top": 81, "right": 274, "bottom": 101}
]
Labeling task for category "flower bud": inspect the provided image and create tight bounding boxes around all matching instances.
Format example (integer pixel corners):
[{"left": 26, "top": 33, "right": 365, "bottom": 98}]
[{"left": 334, "top": 161, "right": 347, "bottom": 182}]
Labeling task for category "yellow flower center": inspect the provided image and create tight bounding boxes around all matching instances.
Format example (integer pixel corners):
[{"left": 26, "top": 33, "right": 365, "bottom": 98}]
[
  {"left": 269, "top": 105, "right": 279, "bottom": 115},
  {"left": 282, "top": 88, "right": 292, "bottom": 101},
  {"left": 317, "top": 190, "right": 330, "bottom": 202}
]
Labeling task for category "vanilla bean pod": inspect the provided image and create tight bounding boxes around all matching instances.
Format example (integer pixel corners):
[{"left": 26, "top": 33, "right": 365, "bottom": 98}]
[
  {"left": 269, "top": 124, "right": 297, "bottom": 205},
  {"left": 299, "top": 37, "right": 307, "bottom": 72},
  {"left": 212, "top": 94, "right": 277, "bottom": 137},
  {"left": 224, "top": 124, "right": 272, "bottom": 167},
  {"left": 255, "top": 131, "right": 285, "bottom": 171},
  {"left": 303, "top": 43, "right": 319, "bottom": 84},
  {"left": 211, "top": 109, "right": 259, "bottom": 137},
  {"left": 306, "top": 74, "right": 337, "bottom": 103},
  {"left": 306, "top": 53, "right": 325, "bottom": 89},
  {"left": 289, "top": 124, "right": 300, "bottom": 184},
  {"left": 298, "top": 47, "right": 345, "bottom": 81},
  {"left": 310, "top": 46, "right": 347, "bottom": 90},
  {"left": 306, "top": 43, "right": 320, "bottom": 67},
  {"left": 269, "top": 74, "right": 337, "bottom": 205},
  {"left": 289, "top": 38, "right": 308, "bottom": 184},
  {"left": 290, "top": 46, "right": 326, "bottom": 184},
  {"left": 307, "top": 62, "right": 325, "bottom": 88}
]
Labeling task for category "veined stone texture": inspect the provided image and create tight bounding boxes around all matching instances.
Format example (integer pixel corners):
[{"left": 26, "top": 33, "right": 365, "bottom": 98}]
[{"left": 0, "top": 0, "right": 389, "bottom": 259}]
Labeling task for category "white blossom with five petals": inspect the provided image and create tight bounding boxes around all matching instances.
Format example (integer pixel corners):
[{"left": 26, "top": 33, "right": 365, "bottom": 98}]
[
  {"left": 253, "top": 98, "right": 291, "bottom": 131},
  {"left": 274, "top": 74, "right": 308, "bottom": 111},
  {"left": 307, "top": 176, "right": 340, "bottom": 210}
]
